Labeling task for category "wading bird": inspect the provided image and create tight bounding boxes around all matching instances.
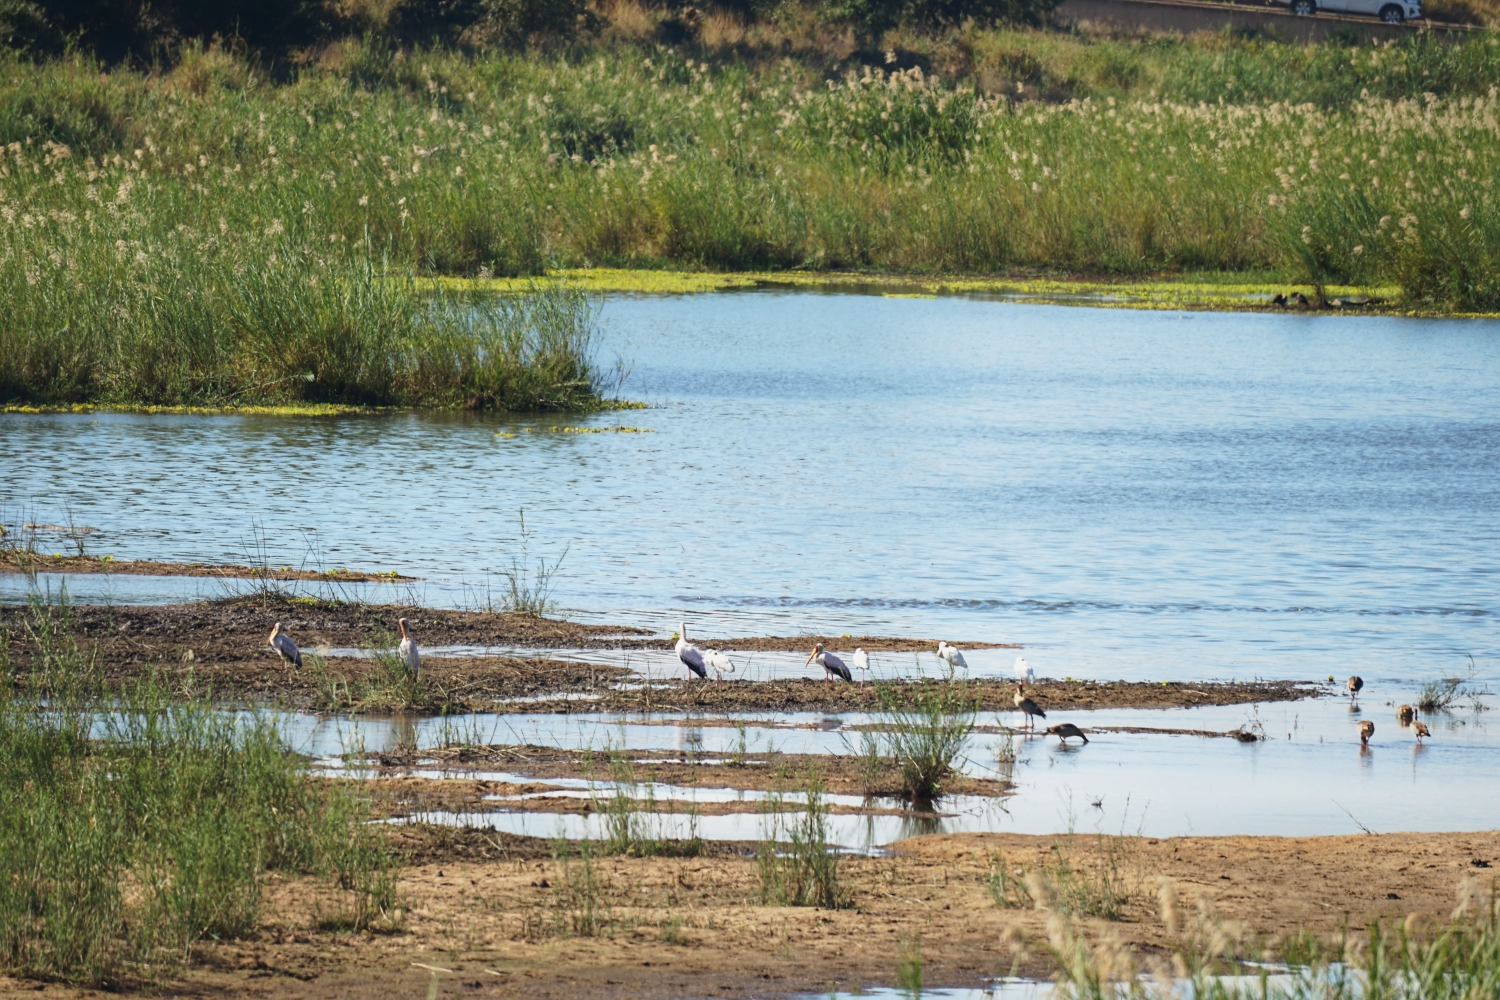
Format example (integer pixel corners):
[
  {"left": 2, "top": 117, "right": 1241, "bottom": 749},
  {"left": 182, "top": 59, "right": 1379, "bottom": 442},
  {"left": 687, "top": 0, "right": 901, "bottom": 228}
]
[
  {"left": 397, "top": 617, "right": 420, "bottom": 679},
  {"left": 1347, "top": 676, "right": 1364, "bottom": 701},
  {"left": 267, "top": 622, "right": 302, "bottom": 669},
  {"left": 1397, "top": 704, "right": 1416, "bottom": 726},
  {"left": 806, "top": 643, "right": 853, "bottom": 683},
  {"left": 1014, "top": 684, "right": 1046, "bottom": 731},
  {"left": 936, "top": 642, "right": 967, "bottom": 669},
  {"left": 1412, "top": 720, "right": 1431, "bottom": 743},
  {"left": 1014, "top": 656, "right": 1035, "bottom": 684},
  {"left": 675, "top": 623, "right": 707, "bottom": 685},
  {"left": 1359, "top": 720, "right": 1375, "bottom": 746},
  {"left": 704, "top": 648, "right": 736, "bottom": 683},
  {"left": 852, "top": 648, "right": 871, "bottom": 686},
  {"left": 1046, "top": 723, "right": 1089, "bottom": 745}
]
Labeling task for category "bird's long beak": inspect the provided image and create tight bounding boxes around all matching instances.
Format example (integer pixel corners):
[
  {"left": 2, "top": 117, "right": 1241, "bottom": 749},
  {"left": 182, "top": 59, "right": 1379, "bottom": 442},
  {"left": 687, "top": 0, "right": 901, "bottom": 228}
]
[{"left": 804, "top": 650, "right": 816, "bottom": 667}]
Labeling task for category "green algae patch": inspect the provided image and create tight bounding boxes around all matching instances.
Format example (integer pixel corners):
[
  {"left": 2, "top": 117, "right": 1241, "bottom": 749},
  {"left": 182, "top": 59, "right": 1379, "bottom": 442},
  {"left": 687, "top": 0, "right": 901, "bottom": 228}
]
[{"left": 437, "top": 269, "right": 1423, "bottom": 314}]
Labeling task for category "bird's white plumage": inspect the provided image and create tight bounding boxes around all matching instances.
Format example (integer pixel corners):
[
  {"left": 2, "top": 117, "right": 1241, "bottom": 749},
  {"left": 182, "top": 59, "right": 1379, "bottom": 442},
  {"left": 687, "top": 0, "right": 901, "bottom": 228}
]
[
  {"left": 852, "top": 648, "right": 871, "bottom": 684},
  {"left": 937, "top": 642, "right": 967, "bottom": 669},
  {"left": 1013, "top": 656, "right": 1035, "bottom": 683},
  {"left": 676, "top": 622, "right": 707, "bottom": 681},
  {"left": 806, "top": 643, "right": 852, "bottom": 683},
  {"left": 705, "top": 649, "right": 736, "bottom": 682},
  {"left": 398, "top": 618, "right": 420, "bottom": 679}
]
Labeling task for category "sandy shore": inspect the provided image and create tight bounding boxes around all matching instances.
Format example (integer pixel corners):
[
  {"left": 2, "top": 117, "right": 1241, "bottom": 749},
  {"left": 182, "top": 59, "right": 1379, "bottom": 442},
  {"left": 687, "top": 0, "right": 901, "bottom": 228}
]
[{"left": 7, "top": 830, "right": 1493, "bottom": 1000}]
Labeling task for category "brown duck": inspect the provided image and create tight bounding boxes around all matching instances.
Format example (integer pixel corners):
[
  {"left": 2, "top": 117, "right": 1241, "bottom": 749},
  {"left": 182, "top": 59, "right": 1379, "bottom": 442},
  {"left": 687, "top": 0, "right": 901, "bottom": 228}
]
[
  {"left": 1046, "top": 723, "right": 1089, "bottom": 744},
  {"left": 1397, "top": 704, "right": 1415, "bottom": 726},
  {"left": 1359, "top": 720, "right": 1375, "bottom": 745},
  {"left": 1412, "top": 720, "right": 1431, "bottom": 743},
  {"left": 1013, "top": 684, "right": 1046, "bottom": 731}
]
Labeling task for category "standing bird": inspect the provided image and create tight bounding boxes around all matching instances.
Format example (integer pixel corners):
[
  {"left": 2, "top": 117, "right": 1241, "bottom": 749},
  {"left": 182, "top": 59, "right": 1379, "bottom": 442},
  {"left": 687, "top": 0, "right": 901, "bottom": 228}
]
[
  {"left": 704, "top": 648, "right": 736, "bottom": 683},
  {"left": 1046, "top": 723, "right": 1089, "bottom": 745},
  {"left": 1397, "top": 704, "right": 1416, "bottom": 726},
  {"left": 1014, "top": 656, "right": 1036, "bottom": 684},
  {"left": 1347, "top": 676, "right": 1364, "bottom": 701},
  {"left": 806, "top": 643, "right": 853, "bottom": 683},
  {"left": 1412, "top": 720, "right": 1431, "bottom": 743},
  {"left": 397, "top": 617, "right": 420, "bottom": 680},
  {"left": 1014, "top": 684, "right": 1046, "bottom": 731},
  {"left": 852, "top": 648, "right": 871, "bottom": 686},
  {"left": 675, "top": 623, "right": 708, "bottom": 685},
  {"left": 267, "top": 622, "right": 302, "bottom": 669},
  {"left": 1359, "top": 720, "right": 1375, "bottom": 745},
  {"left": 936, "top": 642, "right": 968, "bottom": 669}
]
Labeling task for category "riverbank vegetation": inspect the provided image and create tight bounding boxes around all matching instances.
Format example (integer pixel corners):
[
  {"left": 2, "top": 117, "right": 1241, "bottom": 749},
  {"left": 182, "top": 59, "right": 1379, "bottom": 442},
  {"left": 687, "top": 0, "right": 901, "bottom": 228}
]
[
  {"left": 0, "top": 597, "right": 396, "bottom": 986},
  {"left": 3, "top": 5, "right": 1500, "bottom": 408}
]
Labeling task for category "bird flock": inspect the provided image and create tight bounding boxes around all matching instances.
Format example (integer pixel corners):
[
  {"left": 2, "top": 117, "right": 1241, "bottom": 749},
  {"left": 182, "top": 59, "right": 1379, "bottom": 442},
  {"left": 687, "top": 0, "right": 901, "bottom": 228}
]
[
  {"left": 270, "top": 618, "right": 1437, "bottom": 752},
  {"left": 672, "top": 627, "right": 1091, "bottom": 744},
  {"left": 266, "top": 618, "right": 421, "bottom": 678}
]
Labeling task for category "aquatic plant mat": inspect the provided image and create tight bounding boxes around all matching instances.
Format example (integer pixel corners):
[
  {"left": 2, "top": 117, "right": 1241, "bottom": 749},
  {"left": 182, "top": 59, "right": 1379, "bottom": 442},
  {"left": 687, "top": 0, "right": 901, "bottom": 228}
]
[{"left": 3, "top": 830, "right": 1495, "bottom": 999}]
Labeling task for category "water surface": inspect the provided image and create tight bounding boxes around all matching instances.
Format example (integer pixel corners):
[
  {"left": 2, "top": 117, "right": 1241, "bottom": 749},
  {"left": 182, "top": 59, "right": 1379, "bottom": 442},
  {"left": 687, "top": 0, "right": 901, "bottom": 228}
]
[{"left": 5, "top": 292, "right": 1498, "bottom": 687}]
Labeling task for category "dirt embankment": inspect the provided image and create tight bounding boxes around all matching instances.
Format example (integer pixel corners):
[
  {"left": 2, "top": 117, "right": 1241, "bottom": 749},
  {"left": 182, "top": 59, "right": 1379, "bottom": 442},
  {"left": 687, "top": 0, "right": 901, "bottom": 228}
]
[
  {"left": 0, "top": 600, "right": 1322, "bottom": 712},
  {"left": 354, "top": 746, "right": 1014, "bottom": 806},
  {"left": 11, "top": 830, "right": 1495, "bottom": 1000},
  {"left": 0, "top": 552, "right": 420, "bottom": 582}
]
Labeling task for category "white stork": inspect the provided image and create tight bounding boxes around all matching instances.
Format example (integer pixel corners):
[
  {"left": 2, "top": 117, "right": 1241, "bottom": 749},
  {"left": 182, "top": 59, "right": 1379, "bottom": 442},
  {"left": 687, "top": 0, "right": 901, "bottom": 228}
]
[
  {"left": 704, "top": 648, "right": 736, "bottom": 683},
  {"left": 267, "top": 622, "right": 302, "bottom": 669},
  {"left": 852, "top": 648, "right": 871, "bottom": 686},
  {"left": 1014, "top": 656, "right": 1035, "bottom": 684},
  {"left": 806, "top": 642, "right": 853, "bottom": 683},
  {"left": 397, "top": 617, "right": 420, "bottom": 679},
  {"left": 675, "top": 623, "right": 707, "bottom": 684},
  {"left": 936, "top": 641, "right": 967, "bottom": 669}
]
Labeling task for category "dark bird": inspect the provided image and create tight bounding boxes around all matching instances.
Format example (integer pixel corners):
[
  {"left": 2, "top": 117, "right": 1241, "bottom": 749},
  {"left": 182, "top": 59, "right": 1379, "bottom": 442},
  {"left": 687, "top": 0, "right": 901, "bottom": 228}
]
[
  {"left": 1014, "top": 684, "right": 1046, "bottom": 731},
  {"left": 1347, "top": 675, "right": 1364, "bottom": 701},
  {"left": 1397, "top": 704, "right": 1415, "bottom": 726},
  {"left": 1292, "top": 291, "right": 1310, "bottom": 307},
  {"left": 267, "top": 622, "right": 302, "bottom": 668},
  {"left": 1046, "top": 723, "right": 1089, "bottom": 744},
  {"left": 675, "top": 622, "right": 707, "bottom": 685},
  {"left": 1412, "top": 720, "right": 1431, "bottom": 743},
  {"left": 1359, "top": 720, "right": 1375, "bottom": 745},
  {"left": 1271, "top": 293, "right": 1288, "bottom": 307},
  {"left": 805, "top": 642, "right": 853, "bottom": 683}
]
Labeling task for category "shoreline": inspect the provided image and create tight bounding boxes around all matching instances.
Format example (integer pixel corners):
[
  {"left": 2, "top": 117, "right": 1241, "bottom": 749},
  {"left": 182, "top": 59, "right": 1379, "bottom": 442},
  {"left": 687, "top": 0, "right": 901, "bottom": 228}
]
[
  {"left": 0, "top": 599, "right": 1325, "bottom": 714},
  {"left": 9, "top": 829, "right": 1495, "bottom": 999}
]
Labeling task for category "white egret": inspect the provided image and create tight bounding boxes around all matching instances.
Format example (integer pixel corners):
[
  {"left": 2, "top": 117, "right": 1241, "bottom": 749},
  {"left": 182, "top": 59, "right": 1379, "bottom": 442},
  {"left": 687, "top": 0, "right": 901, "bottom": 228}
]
[
  {"left": 1013, "top": 656, "right": 1035, "bottom": 684},
  {"left": 852, "top": 648, "right": 871, "bottom": 685},
  {"left": 676, "top": 623, "right": 707, "bottom": 684},
  {"left": 267, "top": 622, "right": 302, "bottom": 669},
  {"left": 805, "top": 643, "right": 853, "bottom": 683},
  {"left": 936, "top": 642, "right": 967, "bottom": 669},
  {"left": 704, "top": 648, "right": 736, "bottom": 683},
  {"left": 397, "top": 617, "right": 420, "bottom": 679},
  {"left": 1013, "top": 683, "right": 1046, "bottom": 731}
]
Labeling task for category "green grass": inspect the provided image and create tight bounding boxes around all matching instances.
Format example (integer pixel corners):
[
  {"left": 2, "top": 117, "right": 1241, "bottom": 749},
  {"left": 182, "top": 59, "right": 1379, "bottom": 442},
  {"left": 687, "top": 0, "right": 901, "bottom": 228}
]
[
  {"left": 873, "top": 670, "right": 978, "bottom": 799},
  {"left": 757, "top": 767, "right": 844, "bottom": 908},
  {"left": 0, "top": 596, "right": 396, "bottom": 986},
  {"left": 0, "top": 27, "right": 1497, "bottom": 352}
]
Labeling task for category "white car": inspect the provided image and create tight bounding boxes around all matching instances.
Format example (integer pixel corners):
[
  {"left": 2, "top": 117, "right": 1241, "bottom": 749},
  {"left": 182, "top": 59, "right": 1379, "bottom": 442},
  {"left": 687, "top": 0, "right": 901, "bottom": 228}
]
[{"left": 1285, "top": 0, "right": 1421, "bottom": 21}]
